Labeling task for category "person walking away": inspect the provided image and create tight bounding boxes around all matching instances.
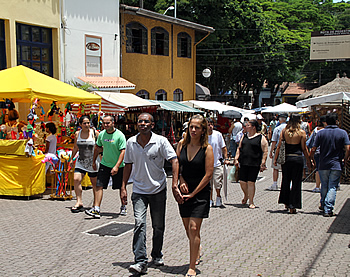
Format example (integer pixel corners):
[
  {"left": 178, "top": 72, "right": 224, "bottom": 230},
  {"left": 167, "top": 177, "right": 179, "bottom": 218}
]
[
  {"left": 176, "top": 114, "right": 214, "bottom": 277},
  {"left": 70, "top": 116, "right": 99, "bottom": 213},
  {"left": 310, "top": 113, "right": 350, "bottom": 217},
  {"left": 274, "top": 115, "right": 312, "bottom": 214},
  {"left": 120, "top": 113, "right": 179, "bottom": 275},
  {"left": 267, "top": 113, "right": 288, "bottom": 190},
  {"left": 206, "top": 118, "right": 229, "bottom": 207},
  {"left": 257, "top": 114, "right": 267, "bottom": 136},
  {"left": 228, "top": 118, "right": 242, "bottom": 158},
  {"left": 85, "top": 115, "right": 126, "bottom": 219},
  {"left": 235, "top": 119, "right": 268, "bottom": 209},
  {"left": 308, "top": 116, "right": 326, "bottom": 193}
]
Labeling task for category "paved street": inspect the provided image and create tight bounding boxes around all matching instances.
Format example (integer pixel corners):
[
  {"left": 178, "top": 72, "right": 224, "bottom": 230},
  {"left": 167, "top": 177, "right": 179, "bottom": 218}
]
[{"left": 1, "top": 158, "right": 349, "bottom": 277}]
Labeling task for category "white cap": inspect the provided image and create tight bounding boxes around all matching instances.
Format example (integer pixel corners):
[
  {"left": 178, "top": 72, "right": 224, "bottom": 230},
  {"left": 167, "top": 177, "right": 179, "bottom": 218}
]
[{"left": 257, "top": 114, "right": 264, "bottom": 120}]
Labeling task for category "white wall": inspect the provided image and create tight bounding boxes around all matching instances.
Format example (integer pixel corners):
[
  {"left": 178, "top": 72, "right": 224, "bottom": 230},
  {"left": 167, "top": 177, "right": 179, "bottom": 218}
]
[{"left": 60, "top": 0, "right": 120, "bottom": 83}]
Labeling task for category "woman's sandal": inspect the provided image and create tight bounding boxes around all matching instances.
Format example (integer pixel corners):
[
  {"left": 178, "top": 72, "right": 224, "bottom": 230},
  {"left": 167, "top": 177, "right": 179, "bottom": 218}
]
[
  {"left": 249, "top": 204, "right": 256, "bottom": 209},
  {"left": 71, "top": 205, "right": 84, "bottom": 213}
]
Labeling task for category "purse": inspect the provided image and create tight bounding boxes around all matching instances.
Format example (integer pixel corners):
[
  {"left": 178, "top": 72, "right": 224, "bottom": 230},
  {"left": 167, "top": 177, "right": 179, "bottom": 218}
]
[{"left": 276, "top": 135, "right": 286, "bottom": 165}]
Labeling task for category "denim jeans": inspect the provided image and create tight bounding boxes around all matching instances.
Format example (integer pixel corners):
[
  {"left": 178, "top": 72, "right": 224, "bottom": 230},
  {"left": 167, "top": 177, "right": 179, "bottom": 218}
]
[
  {"left": 318, "top": 170, "right": 341, "bottom": 214},
  {"left": 230, "top": 139, "right": 237, "bottom": 157},
  {"left": 131, "top": 189, "right": 166, "bottom": 265}
]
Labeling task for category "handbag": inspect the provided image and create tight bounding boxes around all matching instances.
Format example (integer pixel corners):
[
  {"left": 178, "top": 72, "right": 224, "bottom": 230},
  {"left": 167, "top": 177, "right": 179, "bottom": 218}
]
[{"left": 276, "top": 137, "right": 286, "bottom": 165}]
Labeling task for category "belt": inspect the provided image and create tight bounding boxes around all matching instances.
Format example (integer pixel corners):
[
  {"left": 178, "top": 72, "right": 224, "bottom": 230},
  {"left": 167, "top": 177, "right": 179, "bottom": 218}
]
[{"left": 286, "top": 154, "right": 302, "bottom": 157}]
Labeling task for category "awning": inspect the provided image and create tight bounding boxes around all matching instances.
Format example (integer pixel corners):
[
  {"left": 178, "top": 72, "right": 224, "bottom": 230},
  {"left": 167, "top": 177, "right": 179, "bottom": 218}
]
[
  {"left": 262, "top": 102, "right": 303, "bottom": 113},
  {"left": 181, "top": 100, "right": 253, "bottom": 114},
  {"left": 196, "top": 83, "right": 210, "bottom": 96},
  {"left": 76, "top": 76, "right": 136, "bottom": 91},
  {"left": 72, "top": 92, "right": 158, "bottom": 113},
  {"left": 0, "top": 65, "right": 101, "bottom": 104},
  {"left": 296, "top": 92, "right": 350, "bottom": 108},
  {"left": 149, "top": 100, "right": 203, "bottom": 113}
]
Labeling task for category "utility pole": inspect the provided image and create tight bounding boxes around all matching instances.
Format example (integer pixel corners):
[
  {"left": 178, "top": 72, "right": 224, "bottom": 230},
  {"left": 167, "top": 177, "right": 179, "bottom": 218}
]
[{"left": 139, "top": 0, "right": 143, "bottom": 8}]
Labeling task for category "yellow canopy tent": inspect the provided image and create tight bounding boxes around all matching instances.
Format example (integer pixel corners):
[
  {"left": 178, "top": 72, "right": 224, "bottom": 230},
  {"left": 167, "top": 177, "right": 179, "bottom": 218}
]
[
  {"left": 0, "top": 65, "right": 101, "bottom": 104},
  {"left": 0, "top": 65, "right": 101, "bottom": 197}
]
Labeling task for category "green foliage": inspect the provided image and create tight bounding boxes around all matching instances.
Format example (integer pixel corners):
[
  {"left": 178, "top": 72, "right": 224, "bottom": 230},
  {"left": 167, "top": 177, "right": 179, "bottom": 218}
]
[{"left": 121, "top": 0, "right": 350, "bottom": 107}]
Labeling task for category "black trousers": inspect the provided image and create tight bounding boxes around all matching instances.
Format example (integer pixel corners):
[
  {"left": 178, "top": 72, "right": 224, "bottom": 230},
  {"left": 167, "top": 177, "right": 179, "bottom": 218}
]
[{"left": 278, "top": 156, "right": 303, "bottom": 209}]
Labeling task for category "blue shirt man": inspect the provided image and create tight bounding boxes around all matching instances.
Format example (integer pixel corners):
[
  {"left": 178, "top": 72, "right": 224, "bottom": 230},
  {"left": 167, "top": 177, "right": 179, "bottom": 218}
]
[{"left": 311, "top": 113, "right": 350, "bottom": 217}]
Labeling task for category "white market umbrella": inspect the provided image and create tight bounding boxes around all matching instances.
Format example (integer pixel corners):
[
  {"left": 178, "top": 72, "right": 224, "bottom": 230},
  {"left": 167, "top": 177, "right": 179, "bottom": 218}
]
[{"left": 261, "top": 103, "right": 303, "bottom": 114}]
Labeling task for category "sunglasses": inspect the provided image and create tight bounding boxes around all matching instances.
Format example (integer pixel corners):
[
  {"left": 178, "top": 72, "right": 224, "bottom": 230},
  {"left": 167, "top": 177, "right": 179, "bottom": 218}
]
[{"left": 138, "top": 119, "right": 151, "bottom": 124}]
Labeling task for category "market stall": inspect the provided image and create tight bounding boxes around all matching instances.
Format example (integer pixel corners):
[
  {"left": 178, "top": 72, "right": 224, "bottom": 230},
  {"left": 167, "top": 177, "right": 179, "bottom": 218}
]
[
  {"left": 296, "top": 91, "right": 350, "bottom": 183},
  {"left": 0, "top": 65, "right": 101, "bottom": 196}
]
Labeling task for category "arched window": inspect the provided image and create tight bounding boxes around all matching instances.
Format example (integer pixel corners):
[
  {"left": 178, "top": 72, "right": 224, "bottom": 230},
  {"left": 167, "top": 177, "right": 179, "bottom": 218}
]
[
  {"left": 136, "top": 89, "right": 149, "bottom": 99},
  {"left": 155, "top": 89, "right": 167, "bottom": 101},
  {"left": 151, "top": 27, "right": 169, "bottom": 56},
  {"left": 126, "top": 22, "right": 148, "bottom": 54},
  {"left": 173, "top": 89, "right": 183, "bottom": 101},
  {"left": 177, "top": 32, "right": 191, "bottom": 58}
]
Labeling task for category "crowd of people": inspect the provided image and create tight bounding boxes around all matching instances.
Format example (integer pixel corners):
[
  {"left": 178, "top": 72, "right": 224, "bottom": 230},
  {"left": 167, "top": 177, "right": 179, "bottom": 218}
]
[{"left": 68, "top": 111, "right": 349, "bottom": 276}]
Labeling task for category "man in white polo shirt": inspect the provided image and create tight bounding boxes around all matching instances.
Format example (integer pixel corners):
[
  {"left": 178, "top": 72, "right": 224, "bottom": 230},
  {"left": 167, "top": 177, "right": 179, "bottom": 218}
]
[
  {"left": 207, "top": 118, "right": 229, "bottom": 207},
  {"left": 121, "top": 113, "right": 180, "bottom": 275}
]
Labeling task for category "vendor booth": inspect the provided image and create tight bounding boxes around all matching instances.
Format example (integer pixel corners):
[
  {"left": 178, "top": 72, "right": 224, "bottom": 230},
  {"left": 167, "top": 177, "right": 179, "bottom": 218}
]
[
  {"left": 0, "top": 65, "right": 101, "bottom": 196},
  {"left": 296, "top": 91, "right": 350, "bottom": 183}
]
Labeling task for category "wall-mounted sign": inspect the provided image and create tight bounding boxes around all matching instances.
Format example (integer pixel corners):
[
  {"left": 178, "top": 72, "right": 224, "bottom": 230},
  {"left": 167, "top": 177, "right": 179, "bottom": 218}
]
[
  {"left": 86, "top": 35, "right": 102, "bottom": 74},
  {"left": 310, "top": 30, "right": 350, "bottom": 62}
]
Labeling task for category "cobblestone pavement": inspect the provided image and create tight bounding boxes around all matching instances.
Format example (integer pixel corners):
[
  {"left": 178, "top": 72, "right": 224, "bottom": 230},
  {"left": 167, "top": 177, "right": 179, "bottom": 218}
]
[{"left": 1, "top": 159, "right": 349, "bottom": 276}]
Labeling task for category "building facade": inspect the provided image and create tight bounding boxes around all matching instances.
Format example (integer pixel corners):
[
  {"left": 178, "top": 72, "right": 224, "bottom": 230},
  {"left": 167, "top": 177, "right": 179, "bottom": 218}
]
[{"left": 120, "top": 5, "right": 214, "bottom": 101}]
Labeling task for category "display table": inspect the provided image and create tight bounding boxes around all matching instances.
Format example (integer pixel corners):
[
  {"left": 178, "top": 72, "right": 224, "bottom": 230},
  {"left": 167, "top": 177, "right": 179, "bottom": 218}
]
[
  {"left": 0, "top": 140, "right": 27, "bottom": 155},
  {"left": 0, "top": 154, "right": 46, "bottom": 196}
]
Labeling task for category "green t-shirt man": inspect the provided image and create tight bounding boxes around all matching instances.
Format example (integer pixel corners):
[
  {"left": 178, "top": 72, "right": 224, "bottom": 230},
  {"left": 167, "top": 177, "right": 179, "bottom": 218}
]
[{"left": 96, "top": 129, "right": 126, "bottom": 168}]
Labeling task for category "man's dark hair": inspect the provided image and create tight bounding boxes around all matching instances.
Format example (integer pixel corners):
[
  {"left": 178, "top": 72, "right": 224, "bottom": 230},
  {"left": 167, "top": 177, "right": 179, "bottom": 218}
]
[
  {"left": 103, "top": 115, "right": 115, "bottom": 123},
  {"left": 138, "top": 113, "right": 154, "bottom": 122},
  {"left": 326, "top": 113, "right": 337, "bottom": 125}
]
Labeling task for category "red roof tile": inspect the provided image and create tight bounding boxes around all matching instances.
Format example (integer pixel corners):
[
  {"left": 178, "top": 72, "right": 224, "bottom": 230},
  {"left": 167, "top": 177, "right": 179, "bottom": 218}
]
[{"left": 77, "top": 76, "right": 136, "bottom": 89}]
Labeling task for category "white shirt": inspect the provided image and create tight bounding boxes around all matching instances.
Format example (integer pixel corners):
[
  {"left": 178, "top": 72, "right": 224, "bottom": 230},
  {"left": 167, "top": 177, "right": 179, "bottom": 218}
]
[
  {"left": 208, "top": 130, "right": 225, "bottom": 168},
  {"left": 46, "top": 134, "right": 57, "bottom": 154},
  {"left": 231, "top": 121, "right": 243, "bottom": 140},
  {"left": 124, "top": 132, "right": 177, "bottom": 195},
  {"left": 271, "top": 122, "right": 287, "bottom": 142}
]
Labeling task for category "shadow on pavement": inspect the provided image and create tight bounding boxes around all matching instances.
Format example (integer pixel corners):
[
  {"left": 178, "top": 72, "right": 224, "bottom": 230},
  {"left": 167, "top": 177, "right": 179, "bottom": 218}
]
[
  {"left": 327, "top": 198, "right": 350, "bottom": 235},
  {"left": 112, "top": 261, "right": 194, "bottom": 276}
]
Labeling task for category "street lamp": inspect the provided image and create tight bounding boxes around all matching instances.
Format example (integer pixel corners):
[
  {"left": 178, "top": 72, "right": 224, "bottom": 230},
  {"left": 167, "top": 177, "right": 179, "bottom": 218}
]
[{"left": 163, "top": 6, "right": 174, "bottom": 15}]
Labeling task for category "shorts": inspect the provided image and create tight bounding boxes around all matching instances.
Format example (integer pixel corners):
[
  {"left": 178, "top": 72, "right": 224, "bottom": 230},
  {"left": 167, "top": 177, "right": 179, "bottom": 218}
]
[
  {"left": 74, "top": 168, "right": 98, "bottom": 178},
  {"left": 96, "top": 163, "right": 124, "bottom": 189},
  {"left": 271, "top": 152, "right": 281, "bottom": 170},
  {"left": 210, "top": 165, "right": 223, "bottom": 190},
  {"left": 239, "top": 165, "right": 260, "bottom": 183}
]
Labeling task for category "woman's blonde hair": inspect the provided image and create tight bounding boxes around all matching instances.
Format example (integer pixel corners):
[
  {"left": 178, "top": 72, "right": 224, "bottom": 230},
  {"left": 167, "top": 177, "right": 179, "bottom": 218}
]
[
  {"left": 183, "top": 114, "right": 209, "bottom": 148},
  {"left": 285, "top": 114, "right": 301, "bottom": 137}
]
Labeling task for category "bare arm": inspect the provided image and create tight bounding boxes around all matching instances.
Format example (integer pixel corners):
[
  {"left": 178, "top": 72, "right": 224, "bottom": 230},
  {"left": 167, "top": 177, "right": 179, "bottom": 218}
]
[
  {"left": 300, "top": 131, "right": 312, "bottom": 170},
  {"left": 260, "top": 135, "right": 268, "bottom": 171},
  {"left": 234, "top": 136, "right": 244, "bottom": 167},
  {"left": 111, "top": 149, "right": 125, "bottom": 175},
  {"left": 120, "top": 163, "right": 132, "bottom": 205},
  {"left": 344, "top": 145, "right": 350, "bottom": 163},
  {"left": 269, "top": 141, "right": 277, "bottom": 159},
  {"left": 174, "top": 140, "right": 185, "bottom": 204},
  {"left": 228, "top": 122, "right": 234, "bottom": 134},
  {"left": 92, "top": 145, "right": 103, "bottom": 170}
]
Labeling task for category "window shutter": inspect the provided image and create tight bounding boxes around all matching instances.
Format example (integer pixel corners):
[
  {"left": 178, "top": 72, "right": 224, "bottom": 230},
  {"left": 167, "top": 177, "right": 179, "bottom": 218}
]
[
  {"left": 151, "top": 30, "right": 156, "bottom": 55},
  {"left": 142, "top": 28, "right": 147, "bottom": 54}
]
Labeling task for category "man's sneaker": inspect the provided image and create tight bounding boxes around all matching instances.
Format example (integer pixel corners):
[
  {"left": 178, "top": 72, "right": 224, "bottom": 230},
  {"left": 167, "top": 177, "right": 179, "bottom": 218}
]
[
  {"left": 85, "top": 208, "right": 101, "bottom": 219},
  {"left": 152, "top": 257, "right": 164, "bottom": 266},
  {"left": 128, "top": 263, "right": 147, "bottom": 274},
  {"left": 267, "top": 185, "right": 278, "bottom": 191},
  {"left": 216, "top": 196, "right": 222, "bottom": 207},
  {"left": 210, "top": 200, "right": 214, "bottom": 207},
  {"left": 120, "top": 205, "right": 127, "bottom": 216},
  {"left": 323, "top": 212, "right": 334, "bottom": 217}
]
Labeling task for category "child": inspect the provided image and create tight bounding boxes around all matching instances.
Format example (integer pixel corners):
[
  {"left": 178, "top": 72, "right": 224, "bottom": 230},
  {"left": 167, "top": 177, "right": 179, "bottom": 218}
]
[{"left": 45, "top": 122, "right": 57, "bottom": 173}]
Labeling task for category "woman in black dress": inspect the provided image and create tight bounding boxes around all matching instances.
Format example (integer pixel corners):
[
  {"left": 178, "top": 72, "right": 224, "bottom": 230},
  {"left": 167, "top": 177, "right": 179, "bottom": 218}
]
[
  {"left": 274, "top": 115, "right": 312, "bottom": 214},
  {"left": 176, "top": 114, "right": 214, "bottom": 277},
  {"left": 234, "top": 119, "right": 268, "bottom": 209}
]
